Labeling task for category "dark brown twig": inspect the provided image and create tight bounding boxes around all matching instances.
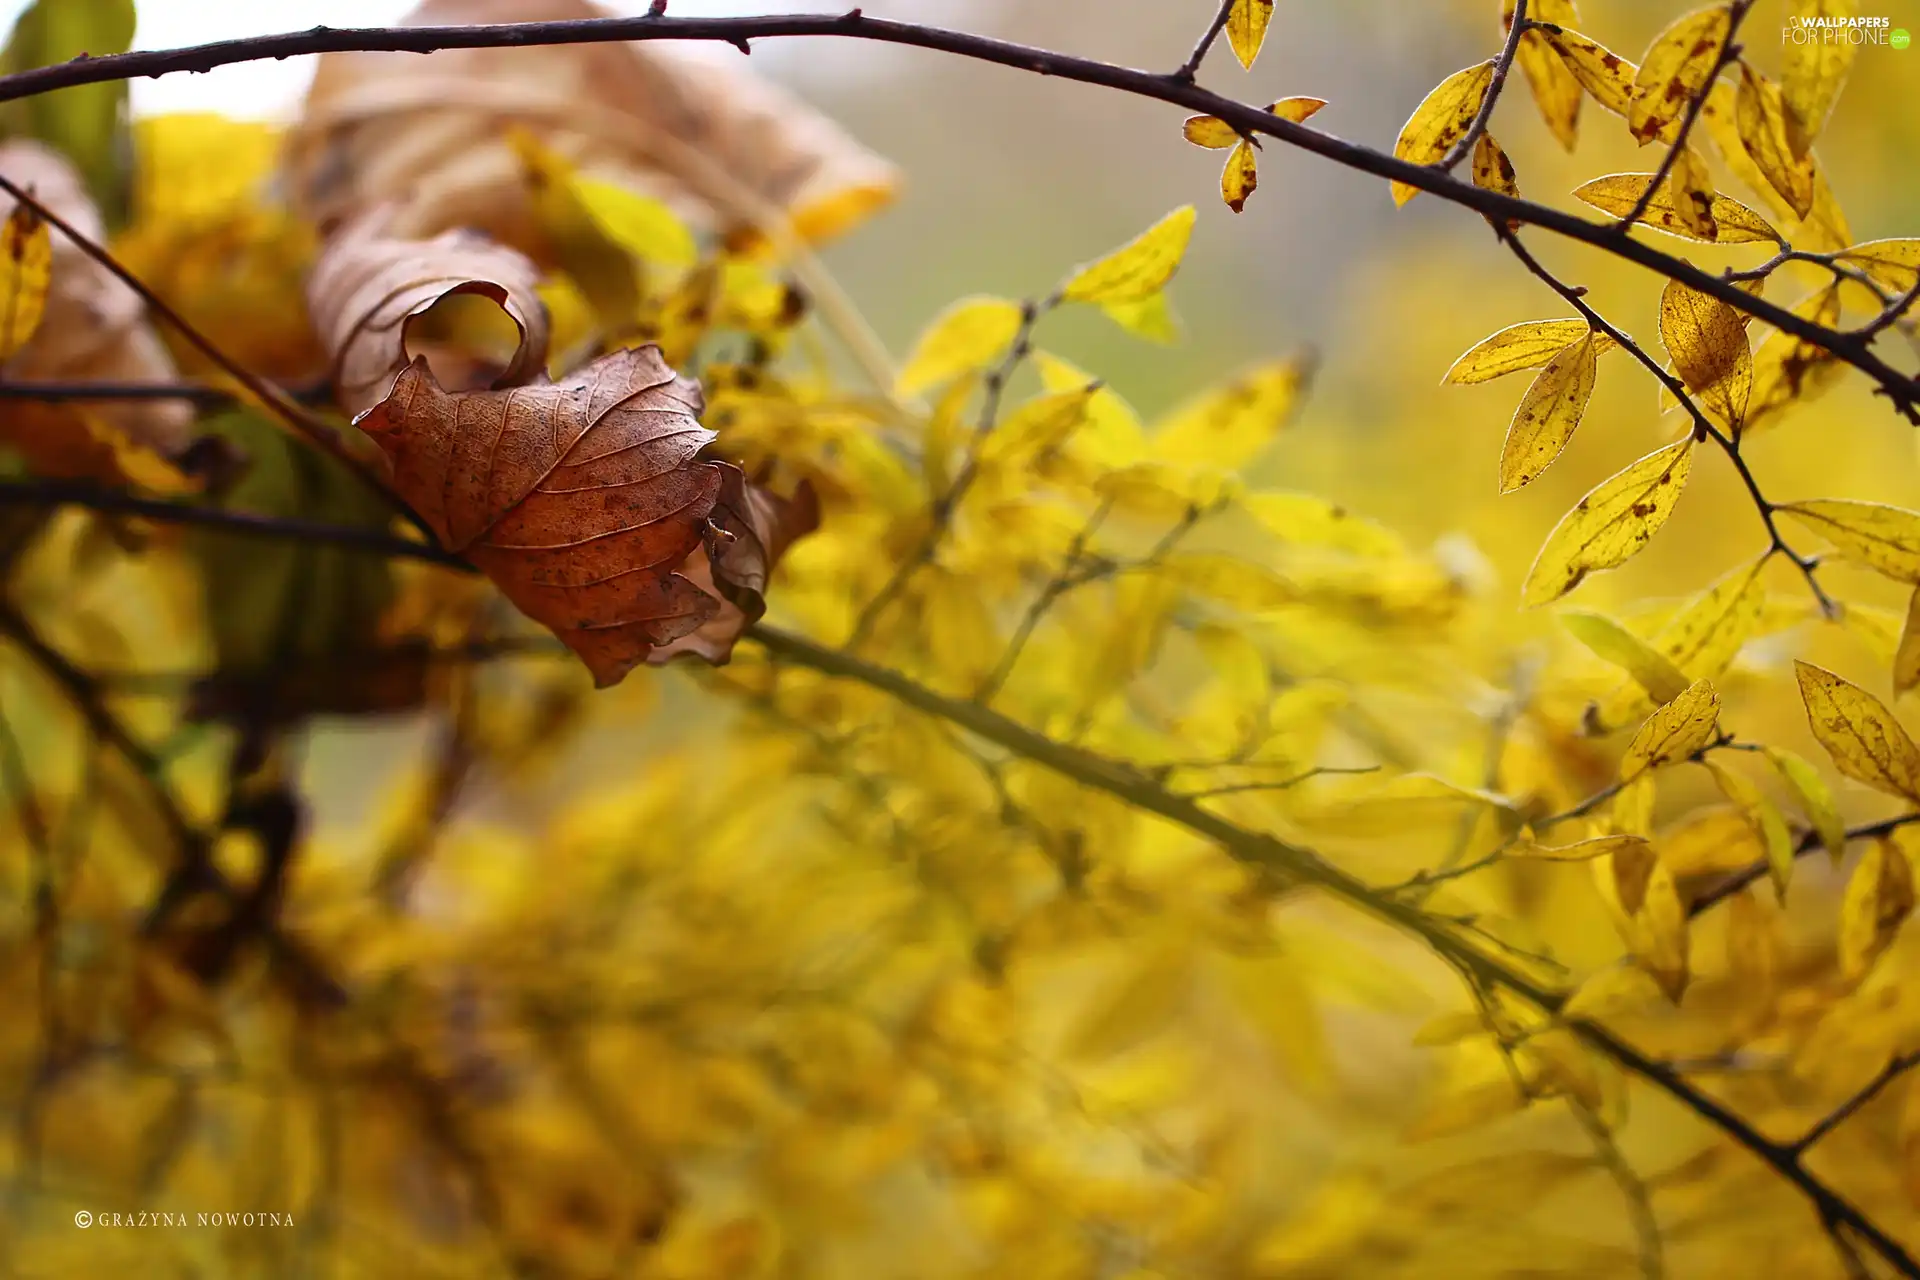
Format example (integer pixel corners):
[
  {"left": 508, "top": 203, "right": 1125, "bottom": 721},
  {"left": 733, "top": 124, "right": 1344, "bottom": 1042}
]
[{"left": 1437, "top": 0, "right": 1529, "bottom": 172}]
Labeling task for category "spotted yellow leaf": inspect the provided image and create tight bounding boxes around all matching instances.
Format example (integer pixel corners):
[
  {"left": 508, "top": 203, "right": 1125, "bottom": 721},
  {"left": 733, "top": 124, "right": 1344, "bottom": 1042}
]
[
  {"left": 1736, "top": 65, "right": 1816, "bottom": 219},
  {"left": 1776, "top": 500, "right": 1920, "bottom": 585},
  {"left": 1660, "top": 279, "right": 1752, "bottom": 432},
  {"left": 0, "top": 203, "right": 51, "bottom": 358},
  {"left": 1226, "top": 0, "right": 1276, "bottom": 70},
  {"left": 1444, "top": 319, "right": 1614, "bottom": 384},
  {"left": 1621, "top": 679, "right": 1720, "bottom": 781},
  {"left": 1746, "top": 285, "right": 1844, "bottom": 434},
  {"left": 1629, "top": 5, "right": 1732, "bottom": 145},
  {"left": 1522, "top": 439, "right": 1694, "bottom": 607},
  {"left": 1795, "top": 661, "right": 1920, "bottom": 804},
  {"left": 1471, "top": 133, "right": 1520, "bottom": 208},
  {"left": 1542, "top": 28, "right": 1638, "bottom": 117},
  {"left": 1504, "top": 0, "right": 1583, "bottom": 150},
  {"left": 1222, "top": 139, "right": 1258, "bottom": 213},
  {"left": 1500, "top": 332, "right": 1597, "bottom": 492},
  {"left": 1572, "top": 173, "right": 1780, "bottom": 245},
  {"left": 1839, "top": 239, "right": 1920, "bottom": 295},
  {"left": 1667, "top": 146, "right": 1718, "bottom": 241},
  {"left": 1390, "top": 61, "right": 1496, "bottom": 206}
]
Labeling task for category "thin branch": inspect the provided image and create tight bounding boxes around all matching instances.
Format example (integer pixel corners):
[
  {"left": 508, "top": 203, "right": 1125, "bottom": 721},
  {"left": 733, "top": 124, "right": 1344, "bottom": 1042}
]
[
  {"left": 0, "top": 377, "right": 334, "bottom": 405},
  {"left": 1496, "top": 225, "right": 1838, "bottom": 616},
  {"left": 1569, "top": 1097, "right": 1667, "bottom": 1280},
  {"left": 847, "top": 293, "right": 1052, "bottom": 645},
  {"left": 1177, "top": 764, "right": 1379, "bottom": 799},
  {"left": 1172, "top": 0, "right": 1238, "bottom": 82},
  {"left": 0, "top": 11, "right": 1909, "bottom": 413},
  {"left": 743, "top": 620, "right": 1918, "bottom": 1279},
  {"left": 1791, "top": 1051, "right": 1920, "bottom": 1156},
  {"left": 1688, "top": 810, "right": 1920, "bottom": 919},
  {"left": 0, "top": 479, "right": 471, "bottom": 569},
  {"left": 1437, "top": 0, "right": 1529, "bottom": 172},
  {"left": 1615, "top": 0, "right": 1755, "bottom": 232},
  {"left": 0, "top": 173, "right": 428, "bottom": 536}
]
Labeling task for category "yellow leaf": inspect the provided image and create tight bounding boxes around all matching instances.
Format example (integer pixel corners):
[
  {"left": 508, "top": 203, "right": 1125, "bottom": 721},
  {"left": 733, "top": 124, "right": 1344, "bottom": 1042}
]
[
  {"left": 1541, "top": 28, "right": 1638, "bottom": 117},
  {"left": 979, "top": 385, "right": 1096, "bottom": 467},
  {"left": 1221, "top": 139, "right": 1258, "bottom": 213},
  {"left": 1795, "top": 661, "right": 1920, "bottom": 804},
  {"left": 1735, "top": 64, "right": 1816, "bottom": 220},
  {"left": 571, "top": 177, "right": 699, "bottom": 267},
  {"left": 1837, "top": 838, "right": 1915, "bottom": 982},
  {"left": 1633, "top": 854, "right": 1691, "bottom": 1002},
  {"left": 1612, "top": 772, "right": 1658, "bottom": 837},
  {"left": 1402, "top": 1074, "right": 1529, "bottom": 1143},
  {"left": 1666, "top": 146, "right": 1718, "bottom": 241},
  {"left": 1902, "top": 1072, "right": 1920, "bottom": 1211},
  {"left": 0, "top": 201, "right": 49, "bottom": 357},
  {"left": 1521, "top": 439, "right": 1694, "bottom": 607},
  {"left": 1898, "top": 587, "right": 1920, "bottom": 698},
  {"left": 1661, "top": 805, "right": 1764, "bottom": 877},
  {"left": 1781, "top": 0, "right": 1860, "bottom": 156},
  {"left": 1704, "top": 758, "right": 1796, "bottom": 899},
  {"left": 1620, "top": 679, "right": 1720, "bottom": 781},
  {"left": 1561, "top": 963, "right": 1665, "bottom": 1021},
  {"left": 1444, "top": 319, "right": 1610, "bottom": 384},
  {"left": 1629, "top": 4, "right": 1732, "bottom": 145},
  {"left": 1610, "top": 837, "right": 1660, "bottom": 915},
  {"left": 1776, "top": 500, "right": 1920, "bottom": 585},
  {"left": 1571, "top": 172, "right": 1780, "bottom": 245},
  {"left": 1183, "top": 115, "right": 1241, "bottom": 149},
  {"left": 1660, "top": 279, "right": 1752, "bottom": 432},
  {"left": 1561, "top": 609, "right": 1692, "bottom": 704},
  {"left": 1150, "top": 356, "right": 1309, "bottom": 470},
  {"left": 1068, "top": 939, "right": 1196, "bottom": 1059},
  {"left": 1100, "top": 291, "right": 1182, "bottom": 345},
  {"left": 507, "top": 129, "right": 642, "bottom": 331},
  {"left": 1838, "top": 238, "right": 1920, "bottom": 295},
  {"left": 1226, "top": 0, "right": 1276, "bottom": 70},
  {"left": 1242, "top": 492, "right": 1404, "bottom": 557},
  {"left": 1214, "top": 950, "right": 1330, "bottom": 1090},
  {"left": 1390, "top": 61, "right": 1496, "bottom": 206},
  {"left": 1269, "top": 97, "right": 1329, "bottom": 124},
  {"left": 1765, "top": 746, "right": 1848, "bottom": 870},
  {"left": 1500, "top": 332, "right": 1598, "bottom": 492},
  {"left": 1504, "top": 0, "right": 1583, "bottom": 149},
  {"left": 1724, "top": 888, "right": 1780, "bottom": 1003},
  {"left": 895, "top": 295, "right": 1024, "bottom": 396},
  {"left": 1471, "top": 132, "right": 1520, "bottom": 205},
  {"left": 1747, "top": 285, "right": 1844, "bottom": 434},
  {"left": 1059, "top": 205, "right": 1197, "bottom": 306}
]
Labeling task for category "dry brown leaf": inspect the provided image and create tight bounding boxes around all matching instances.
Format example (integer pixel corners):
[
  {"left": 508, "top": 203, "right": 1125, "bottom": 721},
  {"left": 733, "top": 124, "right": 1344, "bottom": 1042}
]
[
  {"left": 305, "top": 207, "right": 551, "bottom": 418},
  {"left": 355, "top": 346, "right": 730, "bottom": 687},
  {"left": 0, "top": 140, "right": 198, "bottom": 487},
  {"left": 282, "top": 0, "right": 898, "bottom": 259}
]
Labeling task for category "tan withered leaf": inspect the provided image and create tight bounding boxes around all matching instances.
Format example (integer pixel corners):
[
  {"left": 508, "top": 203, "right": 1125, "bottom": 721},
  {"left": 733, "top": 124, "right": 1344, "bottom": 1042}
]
[
  {"left": 0, "top": 140, "right": 199, "bottom": 488},
  {"left": 353, "top": 346, "right": 797, "bottom": 686},
  {"left": 283, "top": 0, "right": 897, "bottom": 256},
  {"left": 1471, "top": 133, "right": 1520, "bottom": 210},
  {"left": 306, "top": 208, "right": 551, "bottom": 419}
]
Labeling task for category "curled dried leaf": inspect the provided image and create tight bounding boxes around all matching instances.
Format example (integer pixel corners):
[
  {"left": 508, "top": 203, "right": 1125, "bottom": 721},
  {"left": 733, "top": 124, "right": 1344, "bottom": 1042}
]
[
  {"left": 1735, "top": 65, "right": 1816, "bottom": 219},
  {"left": 306, "top": 208, "right": 551, "bottom": 418},
  {"left": 283, "top": 0, "right": 898, "bottom": 257},
  {"left": 1222, "top": 139, "right": 1259, "bottom": 214},
  {"left": 354, "top": 344, "right": 801, "bottom": 686}
]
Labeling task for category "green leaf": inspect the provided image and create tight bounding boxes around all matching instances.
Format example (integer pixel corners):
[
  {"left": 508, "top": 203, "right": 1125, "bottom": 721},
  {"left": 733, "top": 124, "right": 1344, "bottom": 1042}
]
[{"left": 0, "top": 0, "right": 137, "bottom": 225}]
